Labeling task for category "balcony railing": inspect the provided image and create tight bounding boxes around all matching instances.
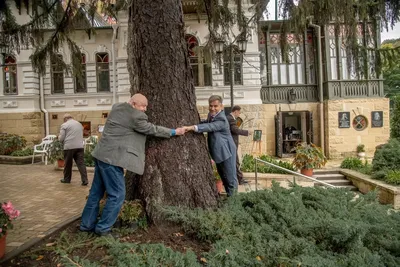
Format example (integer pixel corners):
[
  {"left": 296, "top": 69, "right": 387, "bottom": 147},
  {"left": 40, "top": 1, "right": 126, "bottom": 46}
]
[
  {"left": 260, "top": 84, "right": 318, "bottom": 104},
  {"left": 324, "top": 80, "right": 384, "bottom": 99}
]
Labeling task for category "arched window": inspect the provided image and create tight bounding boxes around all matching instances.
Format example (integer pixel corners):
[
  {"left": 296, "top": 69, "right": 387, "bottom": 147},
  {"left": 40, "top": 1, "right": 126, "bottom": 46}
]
[
  {"left": 75, "top": 54, "right": 87, "bottom": 93},
  {"left": 3, "top": 55, "right": 17, "bottom": 95},
  {"left": 223, "top": 46, "right": 243, "bottom": 85},
  {"left": 51, "top": 55, "right": 64, "bottom": 94},
  {"left": 96, "top": 53, "right": 110, "bottom": 92},
  {"left": 185, "top": 35, "right": 212, "bottom": 87}
]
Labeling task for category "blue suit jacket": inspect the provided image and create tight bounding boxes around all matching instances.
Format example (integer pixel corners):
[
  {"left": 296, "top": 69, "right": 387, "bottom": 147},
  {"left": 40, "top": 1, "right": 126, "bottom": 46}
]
[{"left": 196, "top": 111, "right": 236, "bottom": 164}]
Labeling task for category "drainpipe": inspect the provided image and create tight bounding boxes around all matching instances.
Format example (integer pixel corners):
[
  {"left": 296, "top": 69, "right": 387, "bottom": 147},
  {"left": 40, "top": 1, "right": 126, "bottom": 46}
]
[
  {"left": 39, "top": 75, "right": 49, "bottom": 136},
  {"left": 111, "top": 24, "right": 119, "bottom": 104},
  {"left": 308, "top": 18, "right": 325, "bottom": 155}
]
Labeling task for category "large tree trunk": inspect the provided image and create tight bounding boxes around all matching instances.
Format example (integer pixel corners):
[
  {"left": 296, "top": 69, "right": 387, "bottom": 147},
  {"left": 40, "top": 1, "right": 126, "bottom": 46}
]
[{"left": 125, "top": 0, "right": 218, "bottom": 222}]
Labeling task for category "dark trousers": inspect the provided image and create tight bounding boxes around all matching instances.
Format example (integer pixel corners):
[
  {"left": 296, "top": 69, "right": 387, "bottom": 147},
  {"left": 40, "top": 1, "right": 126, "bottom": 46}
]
[
  {"left": 236, "top": 151, "right": 244, "bottom": 183},
  {"left": 64, "top": 148, "right": 88, "bottom": 183},
  {"left": 216, "top": 154, "right": 238, "bottom": 196}
]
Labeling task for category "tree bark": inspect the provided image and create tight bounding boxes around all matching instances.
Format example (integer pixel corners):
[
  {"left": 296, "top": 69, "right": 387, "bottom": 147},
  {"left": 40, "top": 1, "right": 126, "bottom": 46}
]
[{"left": 126, "top": 0, "right": 218, "bottom": 222}]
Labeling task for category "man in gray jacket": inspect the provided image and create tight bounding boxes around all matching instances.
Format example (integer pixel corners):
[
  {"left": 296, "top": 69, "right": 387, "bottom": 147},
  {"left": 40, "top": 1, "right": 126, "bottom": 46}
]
[
  {"left": 59, "top": 114, "right": 88, "bottom": 186},
  {"left": 79, "top": 94, "right": 185, "bottom": 236},
  {"left": 184, "top": 95, "right": 237, "bottom": 196}
]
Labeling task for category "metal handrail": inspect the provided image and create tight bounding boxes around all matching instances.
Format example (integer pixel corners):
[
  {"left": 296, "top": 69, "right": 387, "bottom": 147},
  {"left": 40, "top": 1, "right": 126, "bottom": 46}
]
[{"left": 254, "top": 158, "right": 336, "bottom": 191}]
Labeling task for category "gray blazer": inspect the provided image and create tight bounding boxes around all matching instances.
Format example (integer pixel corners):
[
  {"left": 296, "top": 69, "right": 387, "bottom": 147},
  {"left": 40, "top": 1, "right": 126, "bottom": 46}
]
[
  {"left": 92, "top": 102, "right": 171, "bottom": 174},
  {"left": 196, "top": 111, "right": 236, "bottom": 164}
]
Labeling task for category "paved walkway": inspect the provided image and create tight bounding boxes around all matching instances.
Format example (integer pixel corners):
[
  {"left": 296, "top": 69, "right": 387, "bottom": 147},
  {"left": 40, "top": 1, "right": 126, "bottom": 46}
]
[{"left": 0, "top": 164, "right": 90, "bottom": 258}]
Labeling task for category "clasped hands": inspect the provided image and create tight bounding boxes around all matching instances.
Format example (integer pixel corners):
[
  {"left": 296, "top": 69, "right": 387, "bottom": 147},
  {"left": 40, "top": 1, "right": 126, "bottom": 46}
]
[{"left": 174, "top": 126, "right": 196, "bottom": 136}]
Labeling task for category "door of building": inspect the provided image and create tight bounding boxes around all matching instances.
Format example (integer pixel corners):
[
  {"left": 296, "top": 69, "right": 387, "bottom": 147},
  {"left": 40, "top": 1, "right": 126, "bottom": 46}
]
[{"left": 275, "top": 111, "right": 314, "bottom": 157}]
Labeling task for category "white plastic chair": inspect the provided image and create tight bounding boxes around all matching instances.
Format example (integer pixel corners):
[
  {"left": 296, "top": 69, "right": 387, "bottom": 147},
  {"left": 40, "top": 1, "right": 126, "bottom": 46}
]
[
  {"left": 84, "top": 135, "right": 98, "bottom": 151},
  {"left": 32, "top": 135, "right": 57, "bottom": 165}
]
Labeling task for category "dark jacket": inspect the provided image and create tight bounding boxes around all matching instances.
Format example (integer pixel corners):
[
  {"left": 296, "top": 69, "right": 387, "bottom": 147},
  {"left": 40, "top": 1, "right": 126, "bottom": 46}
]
[
  {"left": 226, "top": 113, "right": 249, "bottom": 147},
  {"left": 196, "top": 111, "right": 236, "bottom": 164}
]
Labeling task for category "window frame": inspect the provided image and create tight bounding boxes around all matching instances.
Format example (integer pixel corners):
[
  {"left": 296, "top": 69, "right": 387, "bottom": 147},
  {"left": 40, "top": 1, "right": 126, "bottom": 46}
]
[
  {"left": 51, "top": 55, "right": 65, "bottom": 94},
  {"left": 223, "top": 46, "right": 243, "bottom": 86},
  {"left": 3, "top": 55, "right": 18, "bottom": 95},
  {"left": 95, "top": 52, "right": 110, "bottom": 92},
  {"left": 185, "top": 34, "right": 212, "bottom": 87},
  {"left": 74, "top": 53, "right": 87, "bottom": 93}
]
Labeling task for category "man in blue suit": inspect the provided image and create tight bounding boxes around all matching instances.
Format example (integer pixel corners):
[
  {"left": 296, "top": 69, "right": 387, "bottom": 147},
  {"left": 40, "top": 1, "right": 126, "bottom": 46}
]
[{"left": 184, "top": 95, "right": 238, "bottom": 196}]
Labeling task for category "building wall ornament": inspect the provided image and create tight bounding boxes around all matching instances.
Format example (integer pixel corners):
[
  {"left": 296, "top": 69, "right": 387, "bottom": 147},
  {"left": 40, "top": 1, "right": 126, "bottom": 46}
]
[
  {"left": 2, "top": 101, "right": 18, "bottom": 108},
  {"left": 96, "top": 98, "right": 111, "bottom": 105},
  {"left": 50, "top": 100, "right": 66, "bottom": 107},
  {"left": 73, "top": 99, "right": 88, "bottom": 106}
]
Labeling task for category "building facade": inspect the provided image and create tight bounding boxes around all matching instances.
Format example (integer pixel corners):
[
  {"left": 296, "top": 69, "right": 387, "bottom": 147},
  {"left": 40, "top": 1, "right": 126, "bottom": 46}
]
[{"left": 0, "top": 1, "right": 390, "bottom": 159}]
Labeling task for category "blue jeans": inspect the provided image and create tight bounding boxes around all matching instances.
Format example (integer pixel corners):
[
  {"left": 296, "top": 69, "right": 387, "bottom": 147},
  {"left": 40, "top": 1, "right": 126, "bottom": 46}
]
[{"left": 80, "top": 159, "right": 125, "bottom": 234}]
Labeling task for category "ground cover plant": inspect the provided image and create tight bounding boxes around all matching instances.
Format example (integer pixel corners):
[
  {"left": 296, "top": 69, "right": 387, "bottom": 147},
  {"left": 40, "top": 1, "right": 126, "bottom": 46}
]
[{"left": 5, "top": 185, "right": 400, "bottom": 267}]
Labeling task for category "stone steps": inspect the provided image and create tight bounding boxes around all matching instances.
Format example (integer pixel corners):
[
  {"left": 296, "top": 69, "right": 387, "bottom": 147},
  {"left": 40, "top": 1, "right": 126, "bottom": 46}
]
[{"left": 313, "top": 170, "right": 358, "bottom": 191}]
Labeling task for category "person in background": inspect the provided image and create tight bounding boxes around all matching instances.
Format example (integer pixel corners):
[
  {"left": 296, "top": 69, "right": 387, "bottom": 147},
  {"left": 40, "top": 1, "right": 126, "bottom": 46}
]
[
  {"left": 184, "top": 95, "right": 238, "bottom": 196},
  {"left": 59, "top": 114, "right": 88, "bottom": 186},
  {"left": 226, "top": 105, "right": 251, "bottom": 185},
  {"left": 79, "top": 93, "right": 185, "bottom": 237}
]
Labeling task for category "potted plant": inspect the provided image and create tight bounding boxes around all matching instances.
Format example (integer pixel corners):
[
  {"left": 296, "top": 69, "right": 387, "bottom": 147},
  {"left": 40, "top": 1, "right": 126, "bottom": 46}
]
[
  {"left": 118, "top": 200, "right": 144, "bottom": 229},
  {"left": 48, "top": 139, "right": 64, "bottom": 168},
  {"left": 211, "top": 160, "right": 223, "bottom": 193},
  {"left": 357, "top": 144, "right": 366, "bottom": 159},
  {"left": 292, "top": 142, "right": 327, "bottom": 177},
  {"left": 0, "top": 201, "right": 21, "bottom": 259}
]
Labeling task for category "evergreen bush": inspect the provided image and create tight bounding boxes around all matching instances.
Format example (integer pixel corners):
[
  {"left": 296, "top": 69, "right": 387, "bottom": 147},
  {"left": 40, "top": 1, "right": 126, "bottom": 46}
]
[
  {"left": 372, "top": 139, "right": 400, "bottom": 184},
  {"left": 164, "top": 185, "right": 400, "bottom": 266},
  {"left": 390, "top": 96, "right": 400, "bottom": 139}
]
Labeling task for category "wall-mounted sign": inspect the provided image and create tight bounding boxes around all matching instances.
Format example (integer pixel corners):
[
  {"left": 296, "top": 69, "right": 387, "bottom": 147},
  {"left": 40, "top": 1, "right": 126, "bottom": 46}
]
[
  {"left": 353, "top": 115, "right": 368, "bottom": 131},
  {"left": 338, "top": 112, "right": 350, "bottom": 128},
  {"left": 253, "top": 130, "right": 262, "bottom": 141},
  {"left": 371, "top": 111, "right": 383, "bottom": 128}
]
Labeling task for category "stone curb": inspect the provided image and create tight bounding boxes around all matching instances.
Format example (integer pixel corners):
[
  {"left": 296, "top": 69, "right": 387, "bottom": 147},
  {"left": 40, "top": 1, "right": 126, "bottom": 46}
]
[
  {"left": 55, "top": 166, "right": 95, "bottom": 173},
  {"left": 0, "top": 215, "right": 81, "bottom": 265},
  {"left": 0, "top": 155, "right": 42, "bottom": 165}
]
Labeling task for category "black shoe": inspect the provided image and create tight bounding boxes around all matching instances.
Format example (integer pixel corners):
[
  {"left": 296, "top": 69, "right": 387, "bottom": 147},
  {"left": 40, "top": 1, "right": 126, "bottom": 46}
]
[
  {"left": 60, "top": 179, "right": 71, "bottom": 184},
  {"left": 239, "top": 179, "right": 249, "bottom": 185},
  {"left": 81, "top": 182, "right": 88, "bottom": 186},
  {"left": 76, "top": 225, "right": 93, "bottom": 234}
]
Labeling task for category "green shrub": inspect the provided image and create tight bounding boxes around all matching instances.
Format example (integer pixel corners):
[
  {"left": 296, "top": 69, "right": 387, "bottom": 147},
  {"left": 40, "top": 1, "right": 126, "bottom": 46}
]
[
  {"left": 241, "top": 154, "right": 295, "bottom": 174},
  {"left": 372, "top": 139, "right": 400, "bottom": 180},
  {"left": 164, "top": 185, "right": 400, "bottom": 266},
  {"left": 391, "top": 95, "right": 400, "bottom": 139},
  {"left": 84, "top": 150, "right": 95, "bottom": 167},
  {"left": 10, "top": 148, "right": 33, "bottom": 157},
  {"left": 340, "top": 157, "right": 364, "bottom": 169},
  {"left": 384, "top": 170, "right": 400, "bottom": 185},
  {"left": 357, "top": 164, "right": 373, "bottom": 175},
  {"left": 48, "top": 139, "right": 64, "bottom": 163},
  {"left": 0, "top": 134, "right": 27, "bottom": 155},
  {"left": 119, "top": 200, "right": 145, "bottom": 224}
]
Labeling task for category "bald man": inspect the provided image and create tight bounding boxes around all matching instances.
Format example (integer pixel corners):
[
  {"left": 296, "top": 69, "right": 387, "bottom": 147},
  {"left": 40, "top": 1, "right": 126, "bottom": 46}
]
[
  {"left": 80, "top": 94, "right": 185, "bottom": 237},
  {"left": 59, "top": 113, "right": 88, "bottom": 186}
]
